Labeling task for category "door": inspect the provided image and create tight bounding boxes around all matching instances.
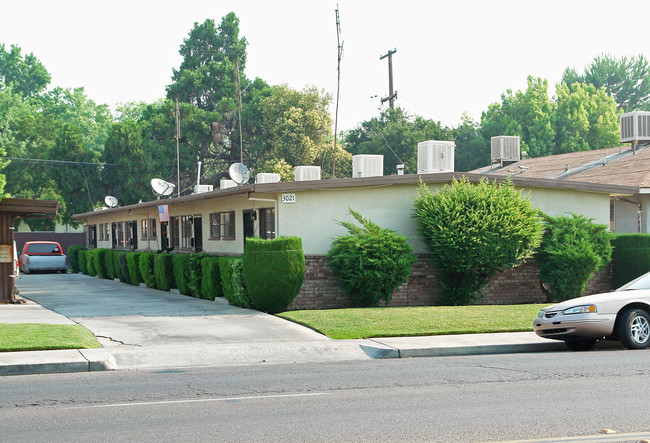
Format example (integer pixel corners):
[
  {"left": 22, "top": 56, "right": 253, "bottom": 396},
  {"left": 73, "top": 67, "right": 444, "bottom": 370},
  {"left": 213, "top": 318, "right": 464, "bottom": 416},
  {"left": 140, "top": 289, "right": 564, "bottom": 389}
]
[
  {"left": 160, "top": 221, "right": 169, "bottom": 250},
  {"left": 193, "top": 215, "right": 203, "bottom": 252},
  {"left": 243, "top": 209, "right": 255, "bottom": 248},
  {"left": 111, "top": 223, "right": 117, "bottom": 248}
]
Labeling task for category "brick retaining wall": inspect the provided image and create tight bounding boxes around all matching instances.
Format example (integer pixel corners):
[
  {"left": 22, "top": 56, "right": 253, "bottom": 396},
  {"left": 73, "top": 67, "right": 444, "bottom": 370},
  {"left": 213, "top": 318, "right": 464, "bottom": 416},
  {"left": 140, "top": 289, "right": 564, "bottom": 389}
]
[{"left": 290, "top": 254, "right": 613, "bottom": 310}]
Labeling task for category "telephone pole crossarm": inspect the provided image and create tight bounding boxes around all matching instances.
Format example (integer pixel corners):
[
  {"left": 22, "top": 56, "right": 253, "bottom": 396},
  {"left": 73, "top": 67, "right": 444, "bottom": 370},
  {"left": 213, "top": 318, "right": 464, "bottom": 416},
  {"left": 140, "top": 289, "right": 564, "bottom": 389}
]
[{"left": 380, "top": 49, "right": 397, "bottom": 109}]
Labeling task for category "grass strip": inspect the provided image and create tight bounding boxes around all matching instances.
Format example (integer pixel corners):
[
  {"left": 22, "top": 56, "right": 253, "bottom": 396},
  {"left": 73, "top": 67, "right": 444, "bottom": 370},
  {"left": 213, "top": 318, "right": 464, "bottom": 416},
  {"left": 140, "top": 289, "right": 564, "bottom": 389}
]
[
  {"left": 0, "top": 323, "right": 102, "bottom": 352},
  {"left": 277, "top": 304, "right": 546, "bottom": 340}
]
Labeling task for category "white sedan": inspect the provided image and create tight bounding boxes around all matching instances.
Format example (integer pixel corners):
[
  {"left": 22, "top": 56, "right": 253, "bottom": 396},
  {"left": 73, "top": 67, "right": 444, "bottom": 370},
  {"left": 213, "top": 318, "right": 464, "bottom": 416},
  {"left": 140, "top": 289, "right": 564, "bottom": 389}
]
[{"left": 533, "top": 272, "right": 650, "bottom": 351}]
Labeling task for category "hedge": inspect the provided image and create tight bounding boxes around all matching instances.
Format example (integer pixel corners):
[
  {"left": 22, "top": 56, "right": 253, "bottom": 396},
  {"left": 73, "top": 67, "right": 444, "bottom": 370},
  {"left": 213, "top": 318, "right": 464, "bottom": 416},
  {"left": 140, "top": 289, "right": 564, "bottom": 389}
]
[
  {"left": 139, "top": 252, "right": 156, "bottom": 288},
  {"left": 95, "top": 249, "right": 109, "bottom": 279},
  {"left": 79, "top": 249, "right": 88, "bottom": 274},
  {"left": 611, "top": 234, "right": 650, "bottom": 288},
  {"left": 154, "top": 253, "right": 175, "bottom": 291},
  {"left": 67, "top": 245, "right": 85, "bottom": 273},
  {"left": 243, "top": 237, "right": 305, "bottom": 313},
  {"left": 126, "top": 252, "right": 143, "bottom": 285},
  {"left": 172, "top": 254, "right": 191, "bottom": 296},
  {"left": 113, "top": 251, "right": 124, "bottom": 282},
  {"left": 118, "top": 252, "right": 129, "bottom": 284},
  {"left": 105, "top": 250, "right": 117, "bottom": 280},
  {"left": 219, "top": 257, "right": 252, "bottom": 308},
  {"left": 201, "top": 257, "right": 222, "bottom": 300},
  {"left": 86, "top": 249, "right": 97, "bottom": 277}
]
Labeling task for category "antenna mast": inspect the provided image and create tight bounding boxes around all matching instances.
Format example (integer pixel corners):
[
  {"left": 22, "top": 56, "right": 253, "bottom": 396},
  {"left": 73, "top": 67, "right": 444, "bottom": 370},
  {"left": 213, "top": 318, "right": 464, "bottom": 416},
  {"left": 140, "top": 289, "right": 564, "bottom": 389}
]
[
  {"left": 175, "top": 97, "right": 181, "bottom": 198},
  {"left": 332, "top": 5, "right": 343, "bottom": 178},
  {"left": 380, "top": 49, "right": 397, "bottom": 109}
]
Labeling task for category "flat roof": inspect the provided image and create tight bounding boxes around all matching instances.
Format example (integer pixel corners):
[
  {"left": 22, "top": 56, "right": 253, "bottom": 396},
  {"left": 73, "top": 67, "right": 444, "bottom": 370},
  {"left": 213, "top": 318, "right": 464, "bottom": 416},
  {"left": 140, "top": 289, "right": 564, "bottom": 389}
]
[
  {"left": 73, "top": 172, "right": 637, "bottom": 221},
  {"left": 0, "top": 198, "right": 60, "bottom": 218}
]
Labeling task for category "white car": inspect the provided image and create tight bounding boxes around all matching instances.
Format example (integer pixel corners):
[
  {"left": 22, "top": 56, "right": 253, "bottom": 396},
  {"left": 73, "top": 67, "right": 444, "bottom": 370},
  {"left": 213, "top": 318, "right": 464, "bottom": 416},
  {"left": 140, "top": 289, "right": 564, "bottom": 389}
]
[{"left": 533, "top": 272, "right": 650, "bottom": 351}]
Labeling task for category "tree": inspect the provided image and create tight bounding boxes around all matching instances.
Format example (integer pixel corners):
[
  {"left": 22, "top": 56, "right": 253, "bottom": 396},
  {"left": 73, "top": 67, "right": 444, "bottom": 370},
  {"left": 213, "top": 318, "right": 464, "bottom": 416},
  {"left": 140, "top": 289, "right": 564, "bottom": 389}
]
[
  {"left": 453, "top": 113, "right": 489, "bottom": 171},
  {"left": 562, "top": 53, "right": 650, "bottom": 111},
  {"left": 0, "top": 44, "right": 51, "bottom": 99},
  {"left": 554, "top": 82, "right": 619, "bottom": 153},
  {"left": 101, "top": 120, "right": 147, "bottom": 204},
  {"left": 537, "top": 214, "right": 612, "bottom": 302},
  {"left": 345, "top": 108, "right": 452, "bottom": 176},
  {"left": 413, "top": 178, "right": 543, "bottom": 305}
]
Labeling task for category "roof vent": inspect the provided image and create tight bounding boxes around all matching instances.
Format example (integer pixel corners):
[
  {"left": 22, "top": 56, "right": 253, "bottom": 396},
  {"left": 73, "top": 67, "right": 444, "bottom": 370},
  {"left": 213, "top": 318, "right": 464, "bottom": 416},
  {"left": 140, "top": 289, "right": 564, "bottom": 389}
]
[
  {"left": 255, "top": 173, "right": 281, "bottom": 184},
  {"left": 295, "top": 166, "right": 321, "bottom": 181},
  {"left": 352, "top": 154, "right": 383, "bottom": 178},
  {"left": 417, "top": 140, "right": 455, "bottom": 173},
  {"left": 620, "top": 111, "right": 650, "bottom": 146},
  {"left": 220, "top": 179, "right": 237, "bottom": 189},
  {"left": 491, "top": 136, "right": 520, "bottom": 167}
]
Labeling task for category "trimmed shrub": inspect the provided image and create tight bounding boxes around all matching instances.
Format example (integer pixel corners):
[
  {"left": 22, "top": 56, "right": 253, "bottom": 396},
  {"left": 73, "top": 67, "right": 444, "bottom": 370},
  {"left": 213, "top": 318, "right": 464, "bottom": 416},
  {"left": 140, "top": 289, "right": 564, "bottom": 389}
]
[
  {"left": 112, "top": 250, "right": 124, "bottom": 282},
  {"left": 537, "top": 213, "right": 612, "bottom": 301},
  {"left": 79, "top": 249, "right": 88, "bottom": 274},
  {"left": 154, "top": 253, "right": 175, "bottom": 291},
  {"left": 118, "top": 252, "right": 129, "bottom": 284},
  {"left": 86, "top": 249, "right": 97, "bottom": 277},
  {"left": 172, "top": 254, "right": 191, "bottom": 296},
  {"left": 201, "top": 257, "right": 222, "bottom": 300},
  {"left": 139, "top": 252, "right": 156, "bottom": 288},
  {"left": 611, "top": 234, "right": 650, "bottom": 288},
  {"left": 326, "top": 211, "right": 415, "bottom": 308},
  {"left": 187, "top": 253, "right": 204, "bottom": 298},
  {"left": 67, "top": 245, "right": 85, "bottom": 273},
  {"left": 95, "top": 249, "right": 109, "bottom": 279},
  {"left": 414, "top": 177, "right": 544, "bottom": 305},
  {"left": 105, "top": 250, "right": 117, "bottom": 280},
  {"left": 220, "top": 257, "right": 252, "bottom": 308},
  {"left": 243, "top": 237, "right": 306, "bottom": 313},
  {"left": 126, "top": 252, "right": 143, "bottom": 285}
]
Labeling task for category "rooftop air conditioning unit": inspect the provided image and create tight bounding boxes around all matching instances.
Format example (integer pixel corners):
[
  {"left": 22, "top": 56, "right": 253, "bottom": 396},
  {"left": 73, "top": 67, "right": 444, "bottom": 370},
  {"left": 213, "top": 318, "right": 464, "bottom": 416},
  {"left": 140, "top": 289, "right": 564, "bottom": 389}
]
[
  {"left": 220, "top": 179, "right": 237, "bottom": 190},
  {"left": 352, "top": 154, "right": 383, "bottom": 178},
  {"left": 295, "top": 166, "right": 321, "bottom": 181},
  {"left": 417, "top": 140, "right": 455, "bottom": 173},
  {"left": 255, "top": 173, "right": 281, "bottom": 184},
  {"left": 193, "top": 184, "right": 213, "bottom": 194},
  {"left": 620, "top": 111, "right": 650, "bottom": 144},
  {"left": 491, "top": 136, "right": 520, "bottom": 165}
]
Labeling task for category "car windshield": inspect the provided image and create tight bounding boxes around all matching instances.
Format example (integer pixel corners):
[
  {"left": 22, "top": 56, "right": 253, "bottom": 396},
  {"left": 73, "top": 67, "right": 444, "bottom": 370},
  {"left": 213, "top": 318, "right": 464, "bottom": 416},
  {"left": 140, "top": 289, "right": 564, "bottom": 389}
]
[
  {"left": 26, "top": 244, "right": 61, "bottom": 254},
  {"left": 617, "top": 272, "right": 650, "bottom": 291}
]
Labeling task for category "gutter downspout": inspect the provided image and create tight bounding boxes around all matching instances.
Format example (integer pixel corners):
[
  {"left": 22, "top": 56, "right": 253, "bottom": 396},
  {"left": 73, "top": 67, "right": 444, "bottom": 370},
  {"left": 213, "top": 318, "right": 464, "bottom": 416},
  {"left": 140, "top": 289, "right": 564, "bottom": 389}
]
[{"left": 247, "top": 192, "right": 279, "bottom": 238}]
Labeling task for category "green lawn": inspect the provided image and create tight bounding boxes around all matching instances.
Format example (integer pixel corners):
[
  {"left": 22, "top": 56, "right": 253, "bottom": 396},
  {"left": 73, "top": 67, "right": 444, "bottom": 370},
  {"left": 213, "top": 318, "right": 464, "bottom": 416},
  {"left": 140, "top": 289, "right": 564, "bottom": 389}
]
[
  {"left": 277, "top": 304, "right": 546, "bottom": 340},
  {"left": 0, "top": 324, "right": 102, "bottom": 352}
]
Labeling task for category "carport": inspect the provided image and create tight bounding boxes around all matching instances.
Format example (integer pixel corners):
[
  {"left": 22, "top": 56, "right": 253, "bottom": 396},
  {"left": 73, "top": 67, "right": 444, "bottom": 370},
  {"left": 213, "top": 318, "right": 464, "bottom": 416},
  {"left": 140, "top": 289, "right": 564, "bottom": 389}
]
[{"left": 0, "top": 198, "right": 59, "bottom": 303}]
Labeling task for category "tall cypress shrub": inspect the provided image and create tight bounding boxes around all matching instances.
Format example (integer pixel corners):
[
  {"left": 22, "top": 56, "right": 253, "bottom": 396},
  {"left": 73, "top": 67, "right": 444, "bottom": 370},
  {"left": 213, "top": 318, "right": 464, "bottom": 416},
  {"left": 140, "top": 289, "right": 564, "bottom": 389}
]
[
  {"left": 139, "top": 252, "right": 156, "bottom": 288},
  {"left": 172, "top": 254, "right": 191, "bottom": 296},
  {"left": 201, "top": 256, "right": 222, "bottom": 300},
  {"left": 154, "top": 253, "right": 175, "bottom": 291},
  {"left": 67, "top": 245, "right": 85, "bottom": 273},
  {"left": 126, "top": 253, "right": 142, "bottom": 285},
  {"left": 243, "top": 237, "right": 305, "bottom": 313}
]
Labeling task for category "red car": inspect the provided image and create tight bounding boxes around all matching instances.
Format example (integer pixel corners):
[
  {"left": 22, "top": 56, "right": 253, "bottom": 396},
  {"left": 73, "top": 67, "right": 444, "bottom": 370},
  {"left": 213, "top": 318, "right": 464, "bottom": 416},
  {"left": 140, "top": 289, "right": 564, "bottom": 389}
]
[{"left": 18, "top": 241, "right": 68, "bottom": 274}]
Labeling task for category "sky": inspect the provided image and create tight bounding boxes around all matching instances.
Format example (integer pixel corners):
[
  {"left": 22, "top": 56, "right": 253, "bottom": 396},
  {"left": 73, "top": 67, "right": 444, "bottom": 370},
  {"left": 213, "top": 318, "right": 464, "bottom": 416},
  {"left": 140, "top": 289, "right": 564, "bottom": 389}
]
[{"left": 2, "top": 0, "right": 649, "bottom": 132}]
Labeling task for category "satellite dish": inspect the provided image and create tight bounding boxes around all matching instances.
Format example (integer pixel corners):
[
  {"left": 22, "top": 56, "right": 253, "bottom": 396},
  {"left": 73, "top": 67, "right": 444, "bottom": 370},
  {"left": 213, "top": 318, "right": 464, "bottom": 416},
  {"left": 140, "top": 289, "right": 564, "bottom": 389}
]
[
  {"left": 104, "top": 196, "right": 118, "bottom": 208},
  {"left": 229, "top": 163, "right": 250, "bottom": 185},
  {"left": 151, "top": 178, "right": 176, "bottom": 197}
]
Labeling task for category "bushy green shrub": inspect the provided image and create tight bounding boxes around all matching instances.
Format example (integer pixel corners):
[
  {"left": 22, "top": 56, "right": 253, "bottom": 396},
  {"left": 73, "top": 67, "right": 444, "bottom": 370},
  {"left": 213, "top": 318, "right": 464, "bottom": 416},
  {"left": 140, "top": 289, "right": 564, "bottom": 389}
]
[
  {"left": 79, "top": 249, "right": 88, "bottom": 274},
  {"left": 201, "top": 257, "right": 222, "bottom": 300},
  {"left": 243, "top": 237, "right": 306, "bottom": 313},
  {"left": 537, "top": 213, "right": 612, "bottom": 301},
  {"left": 413, "top": 177, "right": 544, "bottom": 305},
  {"left": 139, "top": 252, "right": 156, "bottom": 288},
  {"left": 105, "top": 250, "right": 117, "bottom": 280},
  {"left": 126, "top": 253, "right": 142, "bottom": 285},
  {"left": 118, "top": 252, "right": 129, "bottom": 284},
  {"left": 67, "top": 245, "right": 85, "bottom": 273},
  {"left": 187, "top": 253, "right": 204, "bottom": 298},
  {"left": 112, "top": 251, "right": 123, "bottom": 281},
  {"left": 326, "top": 210, "right": 416, "bottom": 308},
  {"left": 172, "top": 254, "right": 191, "bottom": 296},
  {"left": 94, "top": 249, "right": 109, "bottom": 279},
  {"left": 154, "top": 253, "right": 175, "bottom": 291},
  {"left": 86, "top": 249, "right": 97, "bottom": 277},
  {"left": 219, "top": 257, "right": 252, "bottom": 308},
  {"left": 611, "top": 234, "right": 650, "bottom": 288}
]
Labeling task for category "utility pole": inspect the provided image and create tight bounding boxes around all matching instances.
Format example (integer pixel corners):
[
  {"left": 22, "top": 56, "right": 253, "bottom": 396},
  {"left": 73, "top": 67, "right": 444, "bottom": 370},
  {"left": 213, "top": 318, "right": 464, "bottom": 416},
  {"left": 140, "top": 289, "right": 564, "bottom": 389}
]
[
  {"left": 333, "top": 5, "right": 343, "bottom": 178},
  {"left": 380, "top": 49, "right": 397, "bottom": 109},
  {"left": 175, "top": 97, "right": 180, "bottom": 198}
]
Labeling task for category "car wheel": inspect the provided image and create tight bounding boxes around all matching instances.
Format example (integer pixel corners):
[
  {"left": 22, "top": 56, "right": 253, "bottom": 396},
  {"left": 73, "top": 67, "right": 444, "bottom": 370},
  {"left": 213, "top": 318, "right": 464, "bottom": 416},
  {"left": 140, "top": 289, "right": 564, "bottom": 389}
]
[
  {"left": 617, "top": 308, "right": 650, "bottom": 350},
  {"left": 564, "top": 339, "right": 596, "bottom": 351}
]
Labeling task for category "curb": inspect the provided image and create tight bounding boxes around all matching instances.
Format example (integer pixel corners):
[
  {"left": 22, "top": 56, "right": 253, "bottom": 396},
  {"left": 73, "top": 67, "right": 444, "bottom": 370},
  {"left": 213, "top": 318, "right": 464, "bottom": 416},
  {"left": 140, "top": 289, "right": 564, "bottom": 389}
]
[{"left": 0, "top": 349, "right": 117, "bottom": 376}]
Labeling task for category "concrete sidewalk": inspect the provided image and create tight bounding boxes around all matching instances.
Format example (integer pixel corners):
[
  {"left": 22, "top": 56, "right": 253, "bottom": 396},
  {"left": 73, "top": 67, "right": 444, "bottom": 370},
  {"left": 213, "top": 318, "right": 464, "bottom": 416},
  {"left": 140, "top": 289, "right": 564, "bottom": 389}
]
[{"left": 0, "top": 274, "right": 569, "bottom": 376}]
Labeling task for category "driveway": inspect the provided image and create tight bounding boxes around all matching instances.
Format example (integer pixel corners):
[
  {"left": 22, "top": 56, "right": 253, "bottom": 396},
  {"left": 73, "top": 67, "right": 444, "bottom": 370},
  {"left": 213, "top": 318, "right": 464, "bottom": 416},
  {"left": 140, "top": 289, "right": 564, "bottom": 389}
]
[{"left": 16, "top": 273, "right": 370, "bottom": 369}]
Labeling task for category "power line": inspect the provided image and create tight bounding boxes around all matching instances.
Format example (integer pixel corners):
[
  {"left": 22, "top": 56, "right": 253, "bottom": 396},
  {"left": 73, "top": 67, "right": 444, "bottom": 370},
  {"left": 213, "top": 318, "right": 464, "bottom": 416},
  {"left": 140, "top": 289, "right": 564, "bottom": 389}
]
[{"left": 0, "top": 157, "right": 120, "bottom": 167}]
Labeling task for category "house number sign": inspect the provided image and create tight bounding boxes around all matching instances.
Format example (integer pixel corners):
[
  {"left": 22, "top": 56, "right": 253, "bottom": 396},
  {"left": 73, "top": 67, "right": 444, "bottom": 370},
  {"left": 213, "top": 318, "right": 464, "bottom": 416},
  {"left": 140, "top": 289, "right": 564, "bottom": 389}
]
[{"left": 281, "top": 193, "right": 296, "bottom": 204}]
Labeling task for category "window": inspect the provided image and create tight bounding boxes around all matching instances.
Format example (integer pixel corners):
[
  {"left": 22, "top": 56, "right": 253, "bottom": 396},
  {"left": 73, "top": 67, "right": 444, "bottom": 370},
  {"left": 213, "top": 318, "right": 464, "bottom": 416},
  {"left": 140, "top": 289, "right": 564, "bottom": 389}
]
[
  {"left": 141, "top": 219, "right": 149, "bottom": 240},
  {"left": 149, "top": 218, "right": 157, "bottom": 239},
  {"left": 259, "top": 208, "right": 276, "bottom": 240},
  {"left": 103, "top": 223, "right": 110, "bottom": 242},
  {"left": 181, "top": 215, "right": 193, "bottom": 249},
  {"left": 210, "top": 211, "right": 236, "bottom": 240},
  {"left": 98, "top": 223, "right": 105, "bottom": 241}
]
